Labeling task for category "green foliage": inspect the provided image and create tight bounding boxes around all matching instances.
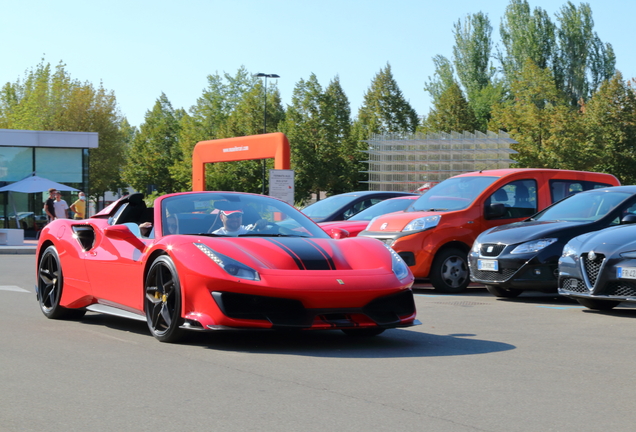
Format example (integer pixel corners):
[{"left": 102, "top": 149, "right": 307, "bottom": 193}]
[
  {"left": 423, "top": 83, "right": 478, "bottom": 133},
  {"left": 354, "top": 63, "right": 419, "bottom": 139},
  {"left": 0, "top": 60, "right": 127, "bottom": 198},
  {"left": 282, "top": 74, "right": 355, "bottom": 202},
  {"left": 489, "top": 61, "right": 582, "bottom": 168},
  {"left": 453, "top": 12, "right": 494, "bottom": 98},
  {"left": 584, "top": 73, "right": 636, "bottom": 184},
  {"left": 121, "top": 93, "right": 183, "bottom": 194},
  {"left": 499, "top": 0, "right": 557, "bottom": 79}
]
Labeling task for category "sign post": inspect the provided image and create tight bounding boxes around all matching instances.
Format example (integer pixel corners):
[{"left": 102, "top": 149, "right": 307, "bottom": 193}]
[{"left": 268, "top": 170, "right": 295, "bottom": 206}]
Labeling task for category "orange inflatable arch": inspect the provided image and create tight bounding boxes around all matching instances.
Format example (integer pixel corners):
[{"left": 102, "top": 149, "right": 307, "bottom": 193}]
[{"left": 192, "top": 133, "right": 291, "bottom": 191}]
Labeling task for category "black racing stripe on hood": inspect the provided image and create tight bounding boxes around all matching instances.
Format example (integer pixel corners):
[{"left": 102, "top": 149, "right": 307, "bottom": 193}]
[
  {"left": 265, "top": 238, "right": 335, "bottom": 270},
  {"left": 264, "top": 238, "right": 304, "bottom": 269}
]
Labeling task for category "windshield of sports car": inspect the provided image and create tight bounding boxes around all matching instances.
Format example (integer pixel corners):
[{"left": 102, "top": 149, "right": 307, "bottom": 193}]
[
  {"left": 533, "top": 189, "right": 631, "bottom": 222},
  {"left": 301, "top": 194, "right": 360, "bottom": 219},
  {"left": 409, "top": 176, "right": 498, "bottom": 212},
  {"left": 348, "top": 197, "right": 416, "bottom": 221},
  {"left": 159, "top": 193, "right": 329, "bottom": 238}
]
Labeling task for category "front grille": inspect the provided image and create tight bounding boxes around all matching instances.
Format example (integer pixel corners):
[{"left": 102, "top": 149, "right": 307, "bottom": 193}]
[
  {"left": 605, "top": 281, "right": 636, "bottom": 297},
  {"left": 561, "top": 278, "right": 587, "bottom": 293},
  {"left": 472, "top": 268, "right": 516, "bottom": 281},
  {"left": 583, "top": 253, "right": 605, "bottom": 286},
  {"left": 363, "top": 290, "right": 416, "bottom": 325},
  {"left": 480, "top": 243, "right": 506, "bottom": 257}
]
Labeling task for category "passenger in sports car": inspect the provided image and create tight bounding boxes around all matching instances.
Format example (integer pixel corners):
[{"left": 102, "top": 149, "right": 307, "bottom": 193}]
[{"left": 213, "top": 209, "right": 268, "bottom": 236}]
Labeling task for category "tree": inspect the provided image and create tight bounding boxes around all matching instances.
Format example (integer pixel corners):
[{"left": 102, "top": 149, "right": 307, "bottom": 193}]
[
  {"left": 122, "top": 93, "right": 183, "bottom": 194},
  {"left": 0, "top": 60, "right": 128, "bottom": 198},
  {"left": 499, "top": 0, "right": 557, "bottom": 81},
  {"left": 354, "top": 63, "right": 419, "bottom": 139},
  {"left": 425, "top": 13, "right": 502, "bottom": 132},
  {"left": 453, "top": 12, "right": 494, "bottom": 99},
  {"left": 423, "top": 82, "right": 478, "bottom": 133},
  {"left": 553, "top": 1, "right": 615, "bottom": 105},
  {"left": 322, "top": 76, "right": 357, "bottom": 193},
  {"left": 584, "top": 72, "right": 636, "bottom": 184},
  {"left": 169, "top": 67, "right": 284, "bottom": 192},
  {"left": 489, "top": 60, "right": 586, "bottom": 169}
]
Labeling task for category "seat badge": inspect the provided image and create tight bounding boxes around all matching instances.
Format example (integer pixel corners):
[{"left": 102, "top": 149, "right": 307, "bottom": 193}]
[
  {"left": 337, "top": 279, "right": 345, "bottom": 285},
  {"left": 487, "top": 246, "right": 493, "bottom": 253},
  {"left": 380, "top": 223, "right": 388, "bottom": 230}
]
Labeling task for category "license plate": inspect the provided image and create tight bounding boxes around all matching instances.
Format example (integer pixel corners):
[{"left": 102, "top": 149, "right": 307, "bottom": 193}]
[
  {"left": 478, "top": 259, "right": 499, "bottom": 271},
  {"left": 617, "top": 267, "right": 636, "bottom": 279}
]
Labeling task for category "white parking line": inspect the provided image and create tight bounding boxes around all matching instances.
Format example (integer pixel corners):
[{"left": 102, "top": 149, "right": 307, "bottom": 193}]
[{"left": 0, "top": 285, "right": 30, "bottom": 293}]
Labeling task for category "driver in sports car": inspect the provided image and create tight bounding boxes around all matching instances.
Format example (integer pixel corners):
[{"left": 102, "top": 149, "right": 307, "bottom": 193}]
[{"left": 213, "top": 209, "right": 268, "bottom": 236}]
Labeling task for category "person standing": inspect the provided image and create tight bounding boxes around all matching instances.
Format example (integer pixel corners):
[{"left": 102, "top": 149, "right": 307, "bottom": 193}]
[
  {"left": 53, "top": 192, "right": 69, "bottom": 219},
  {"left": 70, "top": 192, "right": 87, "bottom": 219},
  {"left": 44, "top": 188, "right": 57, "bottom": 222}
]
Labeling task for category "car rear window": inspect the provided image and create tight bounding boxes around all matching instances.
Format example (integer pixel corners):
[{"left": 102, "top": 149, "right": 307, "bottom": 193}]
[{"left": 550, "top": 180, "right": 615, "bottom": 202}]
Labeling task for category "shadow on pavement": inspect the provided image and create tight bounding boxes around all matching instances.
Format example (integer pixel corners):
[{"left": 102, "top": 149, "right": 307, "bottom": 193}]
[{"left": 77, "top": 311, "right": 515, "bottom": 359}]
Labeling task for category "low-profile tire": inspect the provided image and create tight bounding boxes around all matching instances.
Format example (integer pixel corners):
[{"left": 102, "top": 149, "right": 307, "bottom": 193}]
[
  {"left": 485, "top": 284, "right": 522, "bottom": 298},
  {"left": 430, "top": 247, "right": 470, "bottom": 293},
  {"left": 145, "top": 255, "right": 185, "bottom": 343},
  {"left": 342, "top": 328, "right": 385, "bottom": 337},
  {"left": 37, "top": 245, "right": 86, "bottom": 320},
  {"left": 576, "top": 298, "right": 621, "bottom": 311}
]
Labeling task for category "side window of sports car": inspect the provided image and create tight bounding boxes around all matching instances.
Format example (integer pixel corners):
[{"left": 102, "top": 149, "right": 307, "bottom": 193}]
[{"left": 109, "top": 203, "right": 128, "bottom": 225}]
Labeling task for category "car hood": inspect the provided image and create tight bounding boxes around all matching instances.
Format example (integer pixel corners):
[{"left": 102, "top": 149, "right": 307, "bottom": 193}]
[
  {"left": 365, "top": 210, "right": 444, "bottom": 231},
  {"left": 479, "top": 220, "right": 588, "bottom": 244},
  {"left": 570, "top": 224, "right": 636, "bottom": 256},
  {"left": 171, "top": 235, "right": 396, "bottom": 273}
]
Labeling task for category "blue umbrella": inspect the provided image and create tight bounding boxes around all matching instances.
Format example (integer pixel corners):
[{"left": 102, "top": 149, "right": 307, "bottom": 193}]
[{"left": 0, "top": 175, "right": 79, "bottom": 193}]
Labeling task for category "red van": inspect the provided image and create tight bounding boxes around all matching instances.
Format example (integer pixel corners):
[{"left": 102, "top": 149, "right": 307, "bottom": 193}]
[{"left": 358, "top": 169, "right": 620, "bottom": 293}]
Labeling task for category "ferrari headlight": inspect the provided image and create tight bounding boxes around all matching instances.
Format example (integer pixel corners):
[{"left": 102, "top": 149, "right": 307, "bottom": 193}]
[
  {"left": 383, "top": 244, "right": 410, "bottom": 280},
  {"left": 403, "top": 215, "right": 441, "bottom": 232},
  {"left": 511, "top": 238, "right": 557, "bottom": 254},
  {"left": 194, "top": 243, "right": 260, "bottom": 281}
]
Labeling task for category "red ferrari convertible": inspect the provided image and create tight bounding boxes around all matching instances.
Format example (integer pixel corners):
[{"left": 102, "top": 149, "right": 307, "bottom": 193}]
[{"left": 36, "top": 192, "right": 418, "bottom": 342}]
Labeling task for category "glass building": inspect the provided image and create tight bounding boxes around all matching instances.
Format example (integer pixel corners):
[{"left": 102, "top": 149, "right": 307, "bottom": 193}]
[{"left": 0, "top": 129, "right": 98, "bottom": 237}]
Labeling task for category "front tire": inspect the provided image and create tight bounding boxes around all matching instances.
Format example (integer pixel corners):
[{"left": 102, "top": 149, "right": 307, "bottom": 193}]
[
  {"left": 576, "top": 298, "right": 620, "bottom": 311},
  {"left": 37, "top": 245, "right": 86, "bottom": 320},
  {"left": 145, "top": 256, "right": 185, "bottom": 343},
  {"left": 430, "top": 247, "right": 470, "bottom": 293},
  {"left": 485, "top": 284, "right": 522, "bottom": 298}
]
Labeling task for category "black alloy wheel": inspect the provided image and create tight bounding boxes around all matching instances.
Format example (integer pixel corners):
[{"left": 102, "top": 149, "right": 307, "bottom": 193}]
[
  {"left": 145, "top": 255, "right": 185, "bottom": 343},
  {"left": 37, "top": 245, "right": 86, "bottom": 319}
]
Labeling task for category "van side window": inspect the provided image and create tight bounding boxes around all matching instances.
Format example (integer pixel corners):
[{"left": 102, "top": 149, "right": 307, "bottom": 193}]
[
  {"left": 550, "top": 180, "right": 615, "bottom": 203},
  {"left": 485, "top": 180, "right": 537, "bottom": 219}
]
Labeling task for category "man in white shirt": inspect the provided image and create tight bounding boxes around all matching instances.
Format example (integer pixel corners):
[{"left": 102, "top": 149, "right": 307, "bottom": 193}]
[
  {"left": 53, "top": 192, "right": 69, "bottom": 219},
  {"left": 213, "top": 209, "right": 267, "bottom": 236}
]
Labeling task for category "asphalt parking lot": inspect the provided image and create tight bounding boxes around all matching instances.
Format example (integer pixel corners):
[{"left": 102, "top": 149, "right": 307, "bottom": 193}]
[{"left": 2, "top": 254, "right": 636, "bottom": 431}]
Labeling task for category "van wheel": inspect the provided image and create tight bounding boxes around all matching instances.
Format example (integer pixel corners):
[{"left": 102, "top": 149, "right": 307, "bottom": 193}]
[
  {"left": 430, "top": 248, "right": 469, "bottom": 293},
  {"left": 485, "top": 284, "right": 522, "bottom": 298}
]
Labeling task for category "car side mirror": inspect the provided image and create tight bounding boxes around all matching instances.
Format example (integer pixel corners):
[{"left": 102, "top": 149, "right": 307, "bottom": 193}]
[
  {"left": 104, "top": 224, "right": 146, "bottom": 251},
  {"left": 485, "top": 203, "right": 506, "bottom": 220},
  {"left": 621, "top": 214, "right": 636, "bottom": 225},
  {"left": 327, "top": 228, "right": 350, "bottom": 239}
]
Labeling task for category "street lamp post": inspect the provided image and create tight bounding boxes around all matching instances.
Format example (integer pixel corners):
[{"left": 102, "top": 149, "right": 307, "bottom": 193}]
[{"left": 253, "top": 73, "right": 280, "bottom": 194}]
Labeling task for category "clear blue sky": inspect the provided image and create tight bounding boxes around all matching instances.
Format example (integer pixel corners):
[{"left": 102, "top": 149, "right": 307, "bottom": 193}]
[{"left": 1, "top": 0, "right": 633, "bottom": 128}]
